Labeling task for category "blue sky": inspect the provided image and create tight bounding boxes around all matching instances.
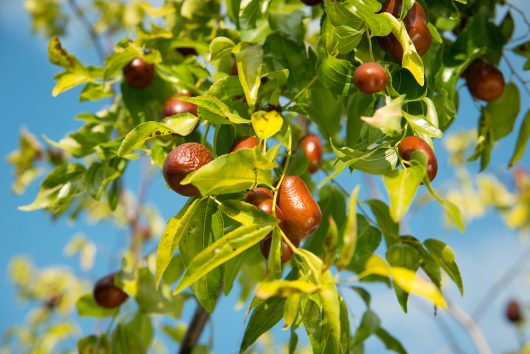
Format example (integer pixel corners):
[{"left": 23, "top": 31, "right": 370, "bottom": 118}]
[{"left": 0, "top": 0, "right": 529, "bottom": 353}]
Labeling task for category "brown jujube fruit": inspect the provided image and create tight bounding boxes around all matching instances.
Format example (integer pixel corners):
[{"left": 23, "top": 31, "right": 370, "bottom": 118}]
[
  {"left": 163, "top": 143, "right": 213, "bottom": 196},
  {"left": 398, "top": 136, "right": 438, "bottom": 182},
  {"left": 161, "top": 93, "right": 198, "bottom": 118},
  {"left": 93, "top": 273, "right": 128, "bottom": 309},
  {"left": 123, "top": 57, "right": 154, "bottom": 89},
  {"left": 260, "top": 236, "right": 298, "bottom": 263},
  {"left": 278, "top": 176, "right": 322, "bottom": 240},
  {"left": 301, "top": 134, "right": 323, "bottom": 174},
  {"left": 464, "top": 59, "right": 505, "bottom": 101},
  {"left": 231, "top": 136, "right": 259, "bottom": 152},
  {"left": 378, "top": 0, "right": 432, "bottom": 60},
  {"left": 245, "top": 187, "right": 273, "bottom": 205},
  {"left": 354, "top": 62, "right": 389, "bottom": 94},
  {"left": 506, "top": 300, "right": 523, "bottom": 323},
  {"left": 256, "top": 198, "right": 285, "bottom": 228}
]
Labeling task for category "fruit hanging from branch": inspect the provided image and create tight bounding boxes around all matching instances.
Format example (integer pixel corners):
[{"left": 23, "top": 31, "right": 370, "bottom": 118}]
[
  {"left": 398, "top": 136, "right": 438, "bottom": 182},
  {"left": 93, "top": 273, "right": 128, "bottom": 309}
]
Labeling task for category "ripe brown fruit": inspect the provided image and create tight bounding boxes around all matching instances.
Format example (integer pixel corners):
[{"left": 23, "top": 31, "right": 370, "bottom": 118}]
[
  {"left": 163, "top": 143, "right": 213, "bottom": 196},
  {"left": 506, "top": 300, "right": 523, "bottom": 323},
  {"left": 123, "top": 57, "right": 154, "bottom": 89},
  {"left": 464, "top": 59, "right": 505, "bottom": 101},
  {"left": 245, "top": 187, "right": 274, "bottom": 205},
  {"left": 161, "top": 93, "right": 198, "bottom": 119},
  {"left": 301, "top": 134, "right": 323, "bottom": 174},
  {"left": 398, "top": 136, "right": 438, "bottom": 182},
  {"left": 256, "top": 198, "right": 285, "bottom": 227},
  {"left": 260, "top": 236, "right": 298, "bottom": 263},
  {"left": 301, "top": 0, "right": 323, "bottom": 6},
  {"left": 354, "top": 62, "right": 389, "bottom": 94},
  {"left": 378, "top": 0, "right": 432, "bottom": 60},
  {"left": 231, "top": 136, "right": 259, "bottom": 152},
  {"left": 278, "top": 176, "right": 322, "bottom": 240},
  {"left": 93, "top": 273, "right": 128, "bottom": 309}
]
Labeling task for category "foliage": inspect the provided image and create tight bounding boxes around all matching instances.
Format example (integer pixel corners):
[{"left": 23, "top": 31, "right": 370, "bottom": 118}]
[{"left": 6, "top": 0, "right": 530, "bottom": 353}]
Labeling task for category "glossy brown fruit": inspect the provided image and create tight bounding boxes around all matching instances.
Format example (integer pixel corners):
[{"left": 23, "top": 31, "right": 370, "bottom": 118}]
[
  {"left": 230, "top": 60, "right": 238, "bottom": 76},
  {"left": 506, "top": 300, "right": 523, "bottom": 323},
  {"left": 301, "top": 134, "right": 323, "bottom": 174},
  {"left": 256, "top": 198, "right": 285, "bottom": 227},
  {"left": 354, "top": 62, "right": 389, "bottom": 94},
  {"left": 163, "top": 143, "right": 213, "bottom": 196},
  {"left": 301, "top": 0, "right": 323, "bottom": 6},
  {"left": 278, "top": 176, "right": 322, "bottom": 240},
  {"left": 398, "top": 136, "right": 438, "bottom": 182},
  {"left": 464, "top": 59, "right": 505, "bottom": 101},
  {"left": 378, "top": 0, "right": 432, "bottom": 60},
  {"left": 123, "top": 57, "right": 154, "bottom": 89},
  {"left": 231, "top": 136, "right": 259, "bottom": 152},
  {"left": 93, "top": 273, "right": 128, "bottom": 309},
  {"left": 161, "top": 93, "right": 198, "bottom": 119},
  {"left": 245, "top": 187, "right": 274, "bottom": 205},
  {"left": 260, "top": 236, "right": 298, "bottom": 263}
]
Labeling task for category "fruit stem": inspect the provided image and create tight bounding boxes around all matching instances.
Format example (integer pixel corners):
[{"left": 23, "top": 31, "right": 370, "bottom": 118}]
[{"left": 284, "top": 77, "right": 317, "bottom": 109}]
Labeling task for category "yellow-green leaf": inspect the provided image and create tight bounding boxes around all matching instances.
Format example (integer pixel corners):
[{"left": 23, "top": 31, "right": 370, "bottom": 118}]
[
  {"left": 256, "top": 280, "right": 320, "bottom": 298},
  {"left": 251, "top": 110, "right": 283, "bottom": 140}
]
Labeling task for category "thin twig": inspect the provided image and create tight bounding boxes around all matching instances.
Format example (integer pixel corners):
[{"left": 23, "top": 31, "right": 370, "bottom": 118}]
[
  {"left": 472, "top": 245, "right": 530, "bottom": 322},
  {"left": 67, "top": 0, "right": 106, "bottom": 62},
  {"left": 179, "top": 304, "right": 212, "bottom": 354},
  {"left": 447, "top": 302, "right": 492, "bottom": 354}
]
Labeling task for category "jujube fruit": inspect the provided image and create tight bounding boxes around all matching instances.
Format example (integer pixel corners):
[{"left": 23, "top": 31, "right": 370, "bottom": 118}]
[
  {"left": 301, "top": 134, "right": 323, "bottom": 174},
  {"left": 354, "top": 62, "right": 389, "bottom": 94},
  {"left": 378, "top": 0, "right": 432, "bottom": 60},
  {"left": 505, "top": 300, "right": 523, "bottom": 323},
  {"left": 398, "top": 136, "right": 438, "bottom": 182},
  {"left": 122, "top": 57, "right": 154, "bottom": 89},
  {"left": 163, "top": 143, "right": 213, "bottom": 196},
  {"left": 260, "top": 236, "right": 298, "bottom": 263},
  {"left": 464, "top": 59, "right": 505, "bottom": 101},
  {"left": 245, "top": 187, "right": 273, "bottom": 205},
  {"left": 93, "top": 273, "right": 128, "bottom": 309},
  {"left": 231, "top": 136, "right": 259, "bottom": 152},
  {"left": 278, "top": 176, "right": 322, "bottom": 240},
  {"left": 256, "top": 198, "right": 285, "bottom": 227},
  {"left": 161, "top": 93, "right": 198, "bottom": 119}
]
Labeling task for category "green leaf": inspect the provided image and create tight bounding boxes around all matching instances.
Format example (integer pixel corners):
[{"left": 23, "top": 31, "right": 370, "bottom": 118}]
[
  {"left": 366, "top": 199, "right": 399, "bottom": 241},
  {"left": 316, "top": 54, "right": 356, "bottom": 96},
  {"left": 48, "top": 36, "right": 82, "bottom": 70},
  {"left": 361, "top": 96, "right": 404, "bottom": 137},
  {"left": 424, "top": 239, "right": 464, "bottom": 295},
  {"left": 251, "top": 110, "right": 283, "bottom": 139},
  {"left": 309, "top": 81, "right": 343, "bottom": 140},
  {"left": 239, "top": 0, "right": 262, "bottom": 30},
  {"left": 256, "top": 280, "right": 320, "bottom": 298},
  {"left": 155, "top": 198, "right": 201, "bottom": 286},
  {"left": 375, "top": 328, "right": 406, "bottom": 354},
  {"left": 509, "top": 109, "right": 530, "bottom": 167},
  {"left": 240, "top": 297, "right": 285, "bottom": 353},
  {"left": 218, "top": 199, "right": 278, "bottom": 226},
  {"left": 348, "top": 214, "right": 383, "bottom": 274},
  {"left": 78, "top": 335, "right": 111, "bottom": 354},
  {"left": 424, "top": 180, "right": 465, "bottom": 232},
  {"left": 360, "top": 255, "right": 447, "bottom": 309},
  {"left": 403, "top": 112, "right": 442, "bottom": 139},
  {"left": 337, "top": 186, "right": 359, "bottom": 270},
  {"left": 383, "top": 13, "right": 425, "bottom": 86},
  {"left": 182, "top": 148, "right": 273, "bottom": 195},
  {"left": 117, "top": 116, "right": 199, "bottom": 156},
  {"left": 386, "top": 243, "right": 422, "bottom": 312},
  {"left": 174, "top": 224, "right": 273, "bottom": 294},
  {"left": 349, "top": 0, "right": 392, "bottom": 36},
  {"left": 485, "top": 83, "right": 520, "bottom": 141},
  {"left": 210, "top": 36, "right": 236, "bottom": 61},
  {"left": 232, "top": 42, "right": 263, "bottom": 107},
  {"left": 52, "top": 70, "right": 92, "bottom": 97},
  {"left": 383, "top": 153, "right": 426, "bottom": 222},
  {"left": 76, "top": 294, "right": 119, "bottom": 317},
  {"left": 179, "top": 198, "right": 222, "bottom": 312},
  {"left": 352, "top": 309, "right": 381, "bottom": 345},
  {"left": 176, "top": 94, "right": 249, "bottom": 124}
]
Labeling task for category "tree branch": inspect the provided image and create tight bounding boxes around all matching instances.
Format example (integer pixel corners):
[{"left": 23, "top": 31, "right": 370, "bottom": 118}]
[
  {"left": 67, "top": 0, "right": 106, "bottom": 62},
  {"left": 472, "top": 245, "right": 530, "bottom": 322},
  {"left": 179, "top": 303, "right": 211, "bottom": 354},
  {"left": 447, "top": 302, "right": 492, "bottom": 354}
]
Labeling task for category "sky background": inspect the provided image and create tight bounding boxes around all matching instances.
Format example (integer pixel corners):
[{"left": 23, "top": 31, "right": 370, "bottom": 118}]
[{"left": 0, "top": 0, "right": 529, "bottom": 353}]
